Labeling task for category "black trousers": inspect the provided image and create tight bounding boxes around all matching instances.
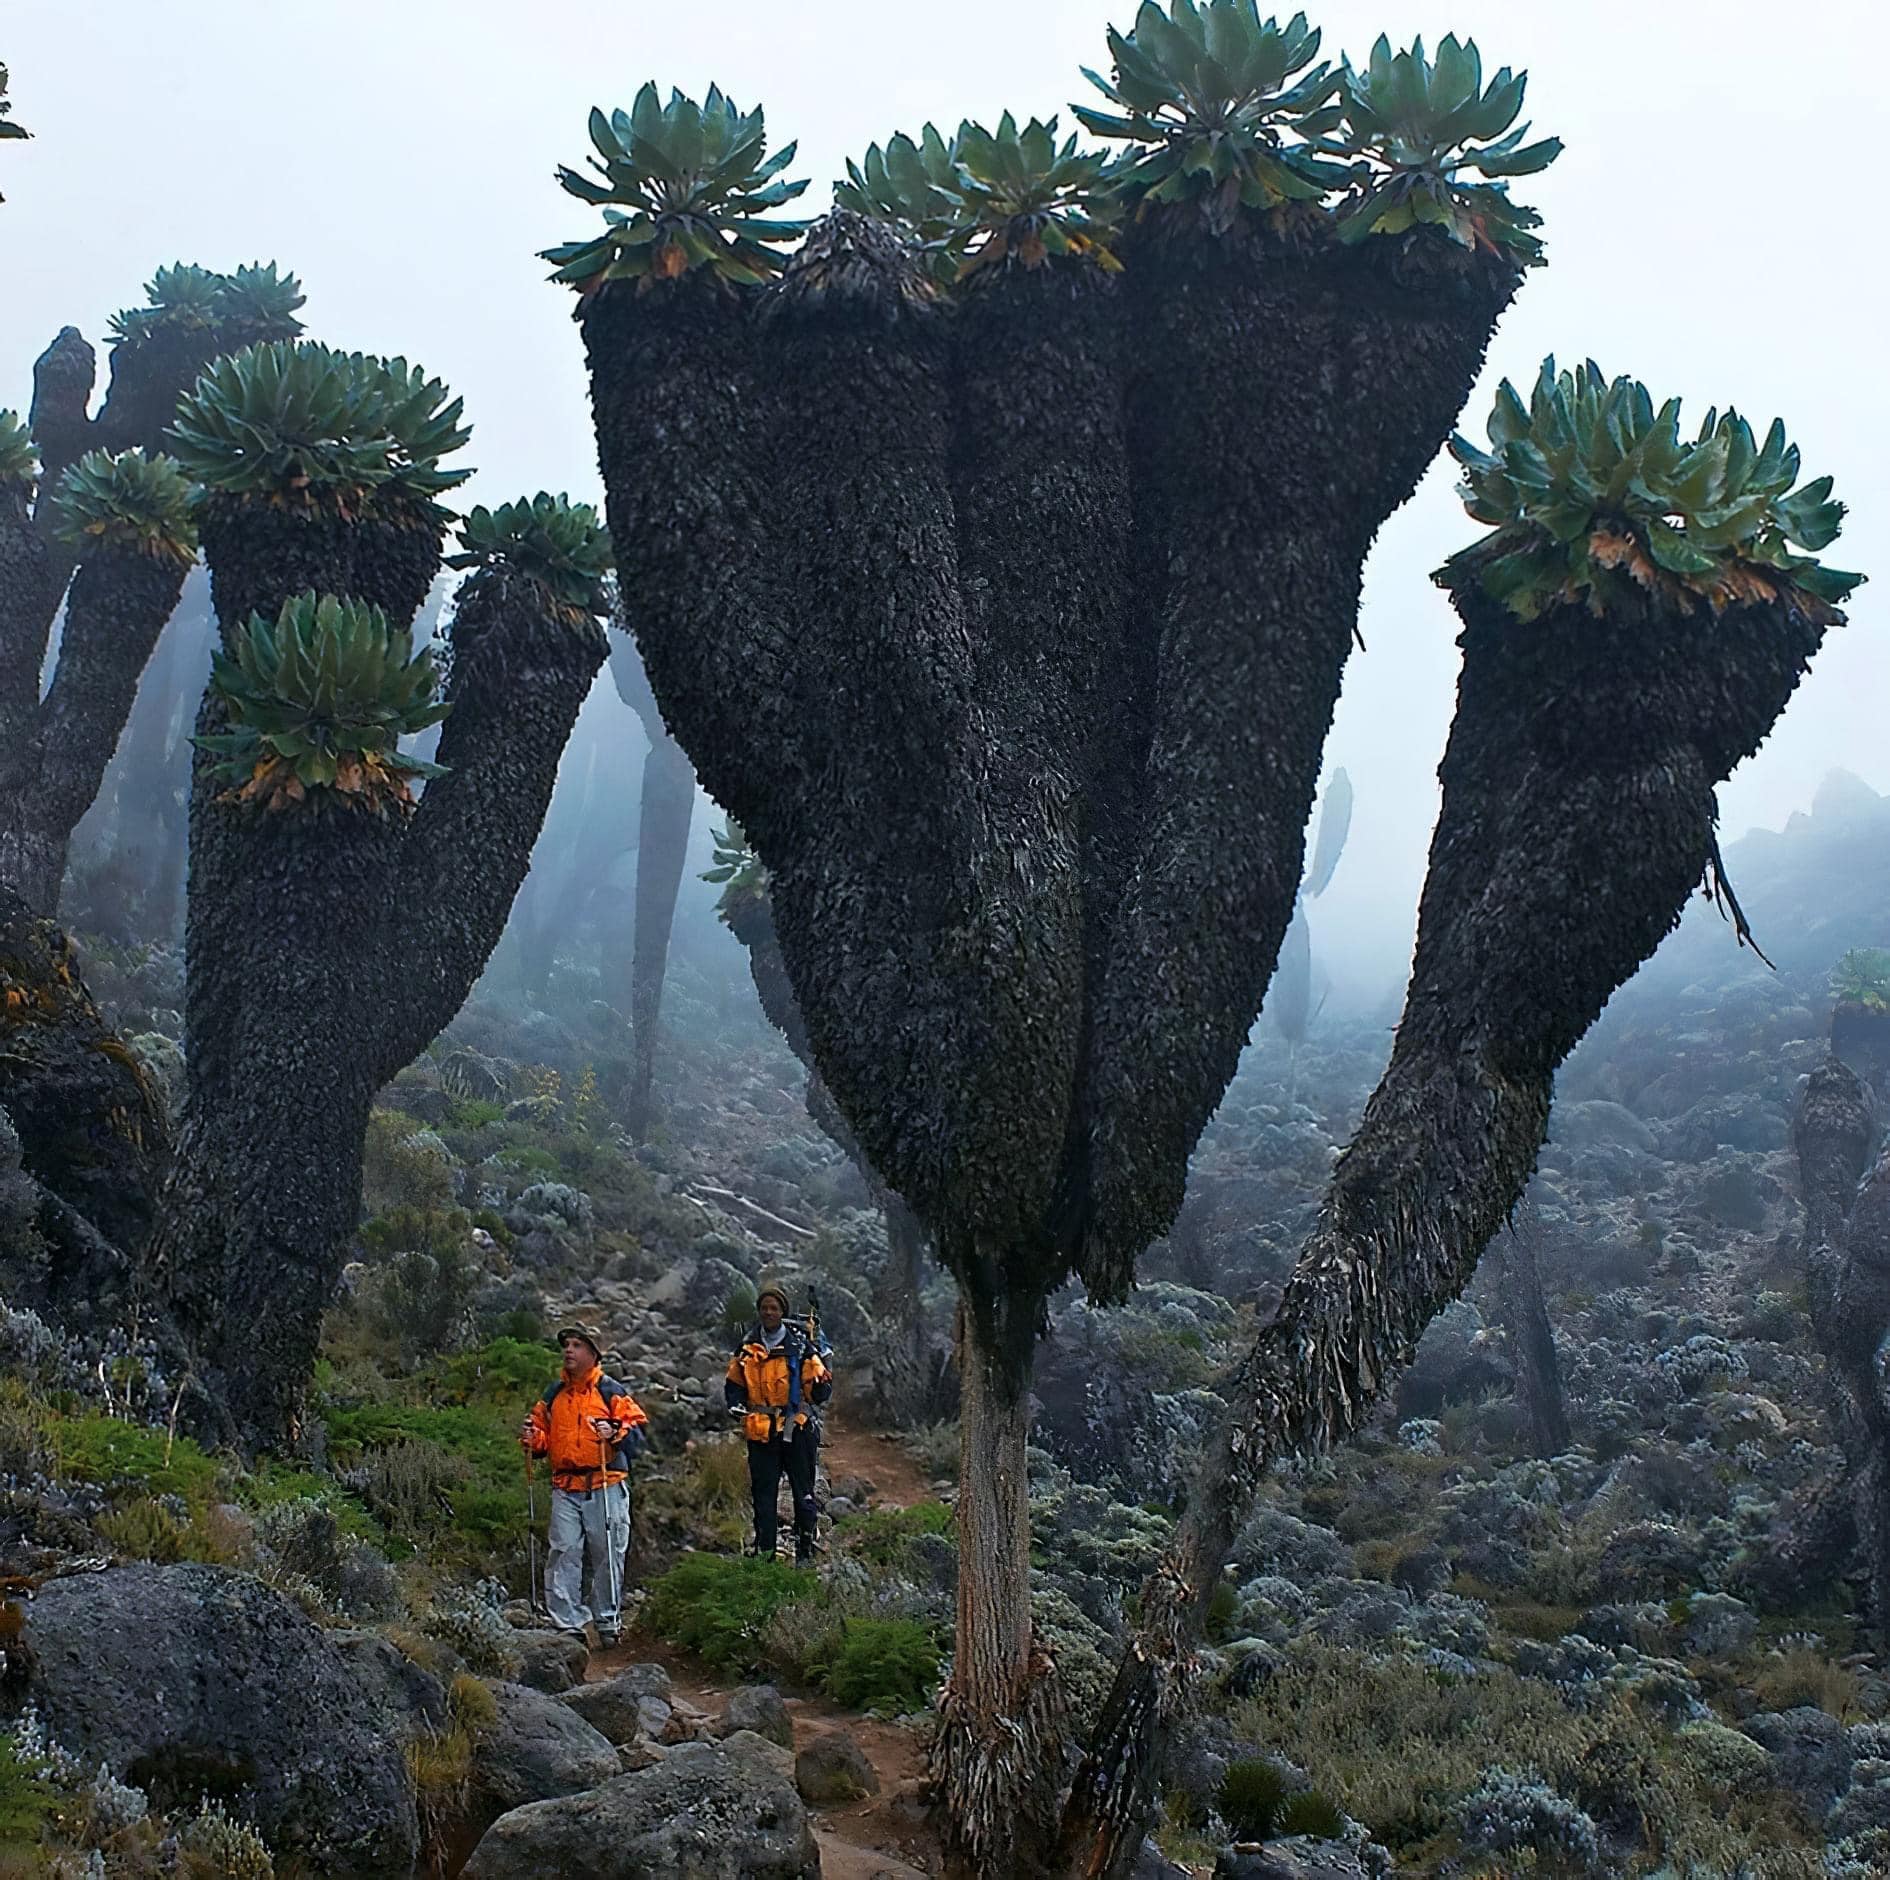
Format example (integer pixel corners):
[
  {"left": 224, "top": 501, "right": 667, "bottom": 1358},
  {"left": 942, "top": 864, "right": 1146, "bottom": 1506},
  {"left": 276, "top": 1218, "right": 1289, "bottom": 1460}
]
[{"left": 747, "top": 1425, "right": 818, "bottom": 1556}]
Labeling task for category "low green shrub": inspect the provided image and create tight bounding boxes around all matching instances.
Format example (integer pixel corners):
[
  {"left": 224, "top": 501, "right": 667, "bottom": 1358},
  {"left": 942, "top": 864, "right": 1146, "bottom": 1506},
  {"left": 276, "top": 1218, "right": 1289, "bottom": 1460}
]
[
  {"left": 810, "top": 1616, "right": 940, "bottom": 1713},
  {"left": 640, "top": 1554, "right": 813, "bottom": 1672},
  {"left": 46, "top": 1411, "right": 219, "bottom": 1504},
  {"left": 1219, "top": 1759, "right": 1288, "bottom": 1840},
  {"left": 95, "top": 1496, "right": 188, "bottom": 1563},
  {"left": 0, "top": 1735, "right": 52, "bottom": 1853},
  {"left": 833, "top": 1500, "right": 951, "bottom": 1571}
]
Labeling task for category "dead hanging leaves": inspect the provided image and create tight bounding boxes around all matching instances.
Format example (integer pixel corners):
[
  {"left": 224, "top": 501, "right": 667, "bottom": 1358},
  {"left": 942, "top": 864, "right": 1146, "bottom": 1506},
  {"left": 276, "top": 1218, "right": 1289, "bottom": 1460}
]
[
  {"left": 1586, "top": 527, "right": 1830, "bottom": 620},
  {"left": 217, "top": 752, "right": 418, "bottom": 816}
]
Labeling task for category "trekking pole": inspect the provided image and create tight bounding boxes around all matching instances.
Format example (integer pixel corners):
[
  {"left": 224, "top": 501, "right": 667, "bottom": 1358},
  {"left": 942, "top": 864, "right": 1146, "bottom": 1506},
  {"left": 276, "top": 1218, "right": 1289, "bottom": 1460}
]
[
  {"left": 599, "top": 1419, "right": 626, "bottom": 1641},
  {"left": 523, "top": 1449, "right": 542, "bottom": 1618}
]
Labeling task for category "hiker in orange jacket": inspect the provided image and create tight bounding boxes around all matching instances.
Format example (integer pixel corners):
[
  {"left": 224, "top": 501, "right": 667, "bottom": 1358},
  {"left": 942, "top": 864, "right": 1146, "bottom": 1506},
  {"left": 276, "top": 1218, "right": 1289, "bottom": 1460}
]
[
  {"left": 724, "top": 1284, "right": 831, "bottom": 1563},
  {"left": 519, "top": 1325, "right": 648, "bottom": 1643}
]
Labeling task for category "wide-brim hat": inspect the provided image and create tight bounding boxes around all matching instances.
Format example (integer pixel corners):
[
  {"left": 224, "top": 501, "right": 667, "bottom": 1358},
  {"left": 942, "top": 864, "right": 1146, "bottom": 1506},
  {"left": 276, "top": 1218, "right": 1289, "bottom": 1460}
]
[{"left": 555, "top": 1324, "right": 604, "bottom": 1360}]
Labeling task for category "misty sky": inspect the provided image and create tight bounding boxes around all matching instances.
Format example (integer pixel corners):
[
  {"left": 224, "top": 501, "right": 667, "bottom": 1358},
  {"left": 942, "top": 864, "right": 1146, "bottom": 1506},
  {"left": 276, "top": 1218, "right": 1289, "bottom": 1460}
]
[{"left": 3, "top": 1, "right": 1883, "bottom": 1003}]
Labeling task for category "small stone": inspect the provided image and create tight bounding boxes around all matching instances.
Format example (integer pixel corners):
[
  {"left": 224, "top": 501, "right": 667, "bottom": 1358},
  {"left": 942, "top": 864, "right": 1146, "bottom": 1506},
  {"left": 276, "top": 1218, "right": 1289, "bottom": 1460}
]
[
  {"left": 795, "top": 1731, "right": 879, "bottom": 1804},
  {"left": 720, "top": 1683, "right": 794, "bottom": 1748}
]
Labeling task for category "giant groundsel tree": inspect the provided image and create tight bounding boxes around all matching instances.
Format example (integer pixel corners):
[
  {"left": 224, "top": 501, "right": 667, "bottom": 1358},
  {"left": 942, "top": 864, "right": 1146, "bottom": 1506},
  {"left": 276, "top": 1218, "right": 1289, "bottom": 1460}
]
[
  {"left": 1061, "top": 363, "right": 1862, "bottom": 1872},
  {"left": 145, "top": 339, "right": 612, "bottom": 1444},
  {"left": 550, "top": 10, "right": 1555, "bottom": 1861},
  {"left": 549, "top": 14, "right": 1859, "bottom": 1870},
  {"left": 0, "top": 265, "right": 305, "bottom": 909}
]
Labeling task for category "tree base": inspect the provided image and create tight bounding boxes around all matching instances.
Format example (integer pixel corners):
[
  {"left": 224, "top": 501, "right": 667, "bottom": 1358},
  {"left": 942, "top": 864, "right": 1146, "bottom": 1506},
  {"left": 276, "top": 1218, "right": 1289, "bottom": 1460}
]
[{"left": 932, "top": 1636, "right": 1065, "bottom": 1879}]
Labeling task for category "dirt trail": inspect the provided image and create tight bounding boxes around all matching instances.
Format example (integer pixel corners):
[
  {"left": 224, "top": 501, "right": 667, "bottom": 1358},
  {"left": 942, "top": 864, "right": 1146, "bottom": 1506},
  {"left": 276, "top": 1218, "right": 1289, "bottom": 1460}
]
[
  {"left": 819, "top": 1392, "right": 939, "bottom": 1512},
  {"left": 589, "top": 1397, "right": 945, "bottom": 1875}
]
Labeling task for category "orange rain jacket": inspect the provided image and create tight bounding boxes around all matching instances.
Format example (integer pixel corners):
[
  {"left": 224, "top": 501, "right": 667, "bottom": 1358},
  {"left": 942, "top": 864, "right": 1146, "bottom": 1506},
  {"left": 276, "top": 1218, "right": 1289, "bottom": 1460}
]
[
  {"left": 724, "top": 1328, "right": 832, "bottom": 1444},
  {"left": 524, "top": 1364, "right": 648, "bottom": 1491}
]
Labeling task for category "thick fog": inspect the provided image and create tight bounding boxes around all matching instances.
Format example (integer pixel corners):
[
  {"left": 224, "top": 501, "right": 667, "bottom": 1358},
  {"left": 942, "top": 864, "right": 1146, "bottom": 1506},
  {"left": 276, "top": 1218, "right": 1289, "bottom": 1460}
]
[{"left": 4, "top": 0, "right": 1883, "bottom": 1011}]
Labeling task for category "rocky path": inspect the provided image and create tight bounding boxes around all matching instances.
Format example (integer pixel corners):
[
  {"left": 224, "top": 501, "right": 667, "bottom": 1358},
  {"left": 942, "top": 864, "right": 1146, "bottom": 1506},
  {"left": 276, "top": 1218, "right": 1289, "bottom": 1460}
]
[{"left": 590, "top": 1394, "right": 945, "bottom": 1876}]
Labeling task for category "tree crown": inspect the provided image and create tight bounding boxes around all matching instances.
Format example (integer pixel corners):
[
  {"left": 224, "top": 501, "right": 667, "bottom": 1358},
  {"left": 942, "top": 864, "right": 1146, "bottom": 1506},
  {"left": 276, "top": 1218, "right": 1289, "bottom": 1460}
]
[
  {"left": 47, "top": 447, "right": 198, "bottom": 563},
  {"left": 1441, "top": 358, "right": 1863, "bottom": 619},
  {"left": 545, "top": 84, "right": 811, "bottom": 291},
  {"left": 168, "top": 340, "right": 471, "bottom": 513},
  {"left": 197, "top": 590, "right": 448, "bottom": 810},
  {"left": 0, "top": 63, "right": 28, "bottom": 205},
  {"left": 108, "top": 261, "right": 306, "bottom": 352},
  {"left": 1075, "top": 2, "right": 1348, "bottom": 230},
  {"left": 0, "top": 409, "right": 37, "bottom": 488},
  {"left": 446, "top": 493, "right": 613, "bottom": 622},
  {"left": 1320, "top": 35, "right": 1561, "bottom": 262},
  {"left": 1833, "top": 948, "right": 1890, "bottom": 1014}
]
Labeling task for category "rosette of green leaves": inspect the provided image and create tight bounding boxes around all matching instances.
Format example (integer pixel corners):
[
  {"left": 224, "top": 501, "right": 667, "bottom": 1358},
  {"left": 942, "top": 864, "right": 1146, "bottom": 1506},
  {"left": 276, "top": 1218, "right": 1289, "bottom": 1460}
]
[
  {"left": 941, "top": 114, "right": 1124, "bottom": 276},
  {"left": 0, "top": 409, "right": 37, "bottom": 488},
  {"left": 1832, "top": 949, "right": 1890, "bottom": 1014},
  {"left": 168, "top": 341, "right": 470, "bottom": 511},
  {"left": 704, "top": 819, "right": 767, "bottom": 923},
  {"left": 1322, "top": 35, "right": 1560, "bottom": 262},
  {"left": 1073, "top": 2, "right": 1347, "bottom": 233},
  {"left": 108, "top": 261, "right": 306, "bottom": 349},
  {"left": 546, "top": 84, "right": 810, "bottom": 291},
  {"left": 47, "top": 448, "right": 198, "bottom": 564},
  {"left": 199, "top": 591, "right": 448, "bottom": 803},
  {"left": 835, "top": 123, "right": 962, "bottom": 275},
  {"left": 446, "top": 493, "right": 613, "bottom": 621},
  {"left": 1442, "top": 358, "right": 1863, "bottom": 619},
  {"left": 369, "top": 355, "right": 473, "bottom": 502}
]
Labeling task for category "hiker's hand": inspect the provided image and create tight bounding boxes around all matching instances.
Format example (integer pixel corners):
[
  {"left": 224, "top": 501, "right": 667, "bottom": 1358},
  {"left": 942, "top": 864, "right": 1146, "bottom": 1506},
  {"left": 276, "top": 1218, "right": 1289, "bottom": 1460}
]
[
  {"left": 517, "top": 1417, "right": 535, "bottom": 1447},
  {"left": 589, "top": 1416, "right": 618, "bottom": 1439}
]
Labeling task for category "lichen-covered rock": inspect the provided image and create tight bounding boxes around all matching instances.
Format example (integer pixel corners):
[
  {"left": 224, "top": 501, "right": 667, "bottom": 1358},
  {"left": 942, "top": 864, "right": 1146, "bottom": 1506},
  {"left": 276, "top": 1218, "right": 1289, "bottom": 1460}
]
[
  {"left": 560, "top": 1663, "right": 674, "bottom": 1744},
  {"left": 20, "top": 1563, "right": 418, "bottom": 1874},
  {"left": 801, "top": 1730, "right": 880, "bottom": 1798},
  {"left": 1740, "top": 1705, "right": 1853, "bottom": 1816},
  {"left": 512, "top": 1626, "right": 590, "bottom": 1693},
  {"left": 719, "top": 1683, "right": 793, "bottom": 1748},
  {"left": 462, "top": 1738, "right": 819, "bottom": 1878},
  {"left": 468, "top": 1678, "right": 621, "bottom": 1839}
]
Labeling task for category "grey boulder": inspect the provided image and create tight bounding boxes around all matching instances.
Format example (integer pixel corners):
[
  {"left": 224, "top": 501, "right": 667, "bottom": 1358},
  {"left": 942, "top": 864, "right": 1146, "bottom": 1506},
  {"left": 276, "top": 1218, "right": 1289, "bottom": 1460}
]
[
  {"left": 560, "top": 1662, "right": 674, "bottom": 1743},
  {"left": 463, "top": 1738, "right": 819, "bottom": 1878},
  {"left": 20, "top": 1563, "right": 418, "bottom": 1876},
  {"left": 795, "top": 1729, "right": 878, "bottom": 1803},
  {"left": 467, "top": 1678, "right": 620, "bottom": 1841},
  {"left": 720, "top": 1683, "right": 794, "bottom": 1748}
]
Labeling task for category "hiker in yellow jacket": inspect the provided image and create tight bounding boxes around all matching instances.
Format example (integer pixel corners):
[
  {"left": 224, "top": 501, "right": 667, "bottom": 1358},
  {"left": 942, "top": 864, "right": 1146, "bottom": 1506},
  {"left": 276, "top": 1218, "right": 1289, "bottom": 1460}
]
[
  {"left": 519, "top": 1325, "right": 648, "bottom": 1643},
  {"left": 724, "top": 1285, "right": 831, "bottom": 1563}
]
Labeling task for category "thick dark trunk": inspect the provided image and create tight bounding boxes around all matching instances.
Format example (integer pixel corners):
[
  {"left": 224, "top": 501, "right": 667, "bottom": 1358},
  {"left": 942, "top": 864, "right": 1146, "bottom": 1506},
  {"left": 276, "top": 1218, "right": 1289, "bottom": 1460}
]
[
  {"left": 0, "top": 546, "right": 188, "bottom": 907},
  {"left": 934, "top": 1283, "right": 1063, "bottom": 1876},
  {"left": 1079, "top": 230, "right": 1520, "bottom": 1292},
  {"left": 196, "top": 499, "right": 440, "bottom": 646},
  {"left": 152, "top": 805, "right": 399, "bottom": 1443},
  {"left": 945, "top": 266, "right": 1129, "bottom": 1244},
  {"left": 0, "top": 884, "right": 168, "bottom": 1325},
  {"left": 623, "top": 730, "right": 694, "bottom": 1139},
  {"left": 1059, "top": 581, "right": 1828, "bottom": 1875},
  {"left": 383, "top": 572, "right": 606, "bottom": 1073},
  {"left": 1493, "top": 1198, "right": 1571, "bottom": 1457},
  {"left": 1794, "top": 1058, "right": 1890, "bottom": 1642},
  {"left": 0, "top": 485, "right": 60, "bottom": 819}
]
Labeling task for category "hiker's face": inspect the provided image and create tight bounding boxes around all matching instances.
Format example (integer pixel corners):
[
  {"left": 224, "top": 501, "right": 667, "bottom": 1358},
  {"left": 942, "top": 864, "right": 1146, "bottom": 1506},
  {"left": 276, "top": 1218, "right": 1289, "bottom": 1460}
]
[
  {"left": 759, "top": 1296, "right": 783, "bottom": 1332},
  {"left": 561, "top": 1336, "right": 592, "bottom": 1374}
]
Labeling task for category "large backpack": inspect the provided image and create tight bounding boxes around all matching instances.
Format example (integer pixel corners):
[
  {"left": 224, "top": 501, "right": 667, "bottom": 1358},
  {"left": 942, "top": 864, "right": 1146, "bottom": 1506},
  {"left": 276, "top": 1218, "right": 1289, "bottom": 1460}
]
[{"left": 542, "top": 1374, "right": 645, "bottom": 1478}]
